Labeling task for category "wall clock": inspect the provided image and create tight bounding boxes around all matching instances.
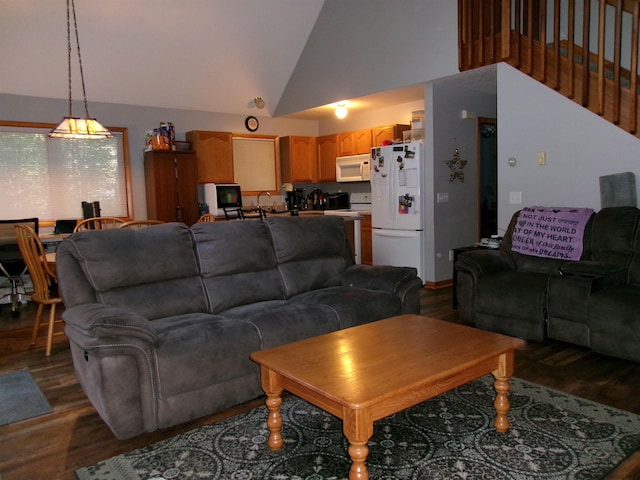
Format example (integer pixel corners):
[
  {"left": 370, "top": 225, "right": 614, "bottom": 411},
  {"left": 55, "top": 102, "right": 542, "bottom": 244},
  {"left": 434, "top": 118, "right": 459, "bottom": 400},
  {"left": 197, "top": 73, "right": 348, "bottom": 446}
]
[{"left": 245, "top": 116, "right": 259, "bottom": 132}]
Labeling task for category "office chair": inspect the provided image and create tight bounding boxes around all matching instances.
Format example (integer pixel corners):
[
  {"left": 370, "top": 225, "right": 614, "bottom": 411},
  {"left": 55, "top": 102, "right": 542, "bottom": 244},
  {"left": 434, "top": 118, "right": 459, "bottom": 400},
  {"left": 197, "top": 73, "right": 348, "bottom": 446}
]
[{"left": 0, "top": 218, "right": 39, "bottom": 317}]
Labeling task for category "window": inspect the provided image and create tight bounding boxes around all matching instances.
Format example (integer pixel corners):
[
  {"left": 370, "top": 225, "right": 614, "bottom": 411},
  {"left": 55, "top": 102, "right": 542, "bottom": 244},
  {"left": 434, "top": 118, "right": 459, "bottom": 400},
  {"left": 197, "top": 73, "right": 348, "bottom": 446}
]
[
  {"left": 232, "top": 135, "right": 280, "bottom": 194},
  {"left": 0, "top": 121, "right": 131, "bottom": 222}
]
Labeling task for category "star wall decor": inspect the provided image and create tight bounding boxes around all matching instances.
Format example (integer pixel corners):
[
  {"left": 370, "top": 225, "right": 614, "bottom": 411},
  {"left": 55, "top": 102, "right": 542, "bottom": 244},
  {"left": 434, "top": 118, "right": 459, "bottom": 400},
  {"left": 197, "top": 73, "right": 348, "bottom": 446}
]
[{"left": 445, "top": 147, "right": 467, "bottom": 182}]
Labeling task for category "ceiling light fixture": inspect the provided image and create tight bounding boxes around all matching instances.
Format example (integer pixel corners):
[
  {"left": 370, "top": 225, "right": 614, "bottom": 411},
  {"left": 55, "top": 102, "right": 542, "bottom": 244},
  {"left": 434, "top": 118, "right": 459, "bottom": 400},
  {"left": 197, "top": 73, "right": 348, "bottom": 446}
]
[
  {"left": 49, "top": 0, "right": 112, "bottom": 139},
  {"left": 335, "top": 103, "right": 348, "bottom": 119},
  {"left": 254, "top": 97, "right": 266, "bottom": 109}
]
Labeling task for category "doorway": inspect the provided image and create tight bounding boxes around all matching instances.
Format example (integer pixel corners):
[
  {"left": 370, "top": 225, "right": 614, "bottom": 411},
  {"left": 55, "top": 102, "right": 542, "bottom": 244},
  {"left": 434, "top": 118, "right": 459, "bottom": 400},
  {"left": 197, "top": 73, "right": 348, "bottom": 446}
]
[{"left": 478, "top": 118, "right": 497, "bottom": 239}]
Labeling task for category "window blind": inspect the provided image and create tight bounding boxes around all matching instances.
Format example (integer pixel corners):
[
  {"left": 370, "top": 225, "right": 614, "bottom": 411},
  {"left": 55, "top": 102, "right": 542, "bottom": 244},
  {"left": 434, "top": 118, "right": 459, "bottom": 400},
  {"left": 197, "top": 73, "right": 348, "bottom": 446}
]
[{"left": 0, "top": 125, "right": 129, "bottom": 221}]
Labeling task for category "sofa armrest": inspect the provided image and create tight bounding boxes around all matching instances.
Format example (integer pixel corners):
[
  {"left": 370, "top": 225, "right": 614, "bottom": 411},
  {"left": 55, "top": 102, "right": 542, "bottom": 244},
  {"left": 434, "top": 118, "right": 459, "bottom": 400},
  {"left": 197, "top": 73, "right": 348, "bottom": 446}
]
[
  {"left": 455, "top": 249, "right": 515, "bottom": 280},
  {"left": 342, "top": 264, "right": 420, "bottom": 293},
  {"left": 559, "top": 261, "right": 627, "bottom": 288},
  {"left": 63, "top": 303, "right": 158, "bottom": 346}
]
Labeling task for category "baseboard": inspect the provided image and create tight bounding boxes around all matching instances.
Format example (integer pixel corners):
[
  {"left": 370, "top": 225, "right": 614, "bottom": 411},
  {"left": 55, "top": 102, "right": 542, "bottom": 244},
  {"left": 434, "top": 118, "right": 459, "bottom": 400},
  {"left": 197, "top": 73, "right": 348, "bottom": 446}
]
[{"left": 423, "top": 279, "right": 453, "bottom": 290}]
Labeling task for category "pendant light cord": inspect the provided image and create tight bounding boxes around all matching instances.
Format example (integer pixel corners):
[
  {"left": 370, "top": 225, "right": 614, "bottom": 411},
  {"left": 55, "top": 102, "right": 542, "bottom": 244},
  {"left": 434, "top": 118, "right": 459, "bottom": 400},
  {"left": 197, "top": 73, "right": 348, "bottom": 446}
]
[{"left": 67, "top": 0, "right": 92, "bottom": 119}]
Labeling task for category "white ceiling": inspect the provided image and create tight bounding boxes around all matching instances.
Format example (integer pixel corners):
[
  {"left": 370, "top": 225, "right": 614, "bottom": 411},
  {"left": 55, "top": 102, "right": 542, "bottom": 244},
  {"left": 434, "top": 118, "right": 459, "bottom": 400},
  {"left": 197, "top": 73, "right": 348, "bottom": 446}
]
[
  {"left": 2, "top": 1, "right": 499, "bottom": 121},
  {"left": 1, "top": 0, "right": 328, "bottom": 118}
]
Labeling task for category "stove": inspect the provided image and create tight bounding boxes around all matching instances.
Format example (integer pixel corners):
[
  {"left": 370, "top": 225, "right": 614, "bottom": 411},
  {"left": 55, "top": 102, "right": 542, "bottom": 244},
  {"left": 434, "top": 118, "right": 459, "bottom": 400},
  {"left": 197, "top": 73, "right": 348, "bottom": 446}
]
[{"left": 323, "top": 192, "right": 371, "bottom": 264}]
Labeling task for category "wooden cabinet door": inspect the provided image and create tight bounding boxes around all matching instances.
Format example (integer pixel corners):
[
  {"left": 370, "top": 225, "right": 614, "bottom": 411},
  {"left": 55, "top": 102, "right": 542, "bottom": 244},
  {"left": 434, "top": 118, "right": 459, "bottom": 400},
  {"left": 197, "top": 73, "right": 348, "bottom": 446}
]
[
  {"left": 145, "top": 151, "right": 199, "bottom": 225},
  {"left": 337, "top": 132, "right": 355, "bottom": 156},
  {"left": 354, "top": 129, "right": 372, "bottom": 154},
  {"left": 360, "top": 213, "right": 372, "bottom": 265},
  {"left": 186, "top": 131, "right": 234, "bottom": 183},
  {"left": 281, "top": 136, "right": 317, "bottom": 183},
  {"left": 371, "top": 124, "right": 410, "bottom": 147},
  {"left": 317, "top": 134, "right": 337, "bottom": 182},
  {"left": 175, "top": 152, "right": 199, "bottom": 225}
]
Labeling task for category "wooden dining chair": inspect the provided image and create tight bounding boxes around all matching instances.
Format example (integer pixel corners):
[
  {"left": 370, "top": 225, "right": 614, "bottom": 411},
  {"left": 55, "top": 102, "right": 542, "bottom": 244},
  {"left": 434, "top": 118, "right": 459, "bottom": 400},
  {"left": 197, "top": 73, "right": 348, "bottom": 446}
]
[
  {"left": 74, "top": 216, "right": 125, "bottom": 232},
  {"left": 196, "top": 213, "right": 216, "bottom": 223},
  {"left": 14, "top": 224, "right": 63, "bottom": 356},
  {"left": 119, "top": 220, "right": 164, "bottom": 229}
]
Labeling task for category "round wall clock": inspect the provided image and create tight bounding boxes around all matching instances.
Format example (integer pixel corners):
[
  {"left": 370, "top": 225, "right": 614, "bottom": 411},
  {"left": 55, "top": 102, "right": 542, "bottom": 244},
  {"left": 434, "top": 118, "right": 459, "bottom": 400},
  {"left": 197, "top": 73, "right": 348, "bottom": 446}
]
[{"left": 245, "top": 116, "right": 259, "bottom": 132}]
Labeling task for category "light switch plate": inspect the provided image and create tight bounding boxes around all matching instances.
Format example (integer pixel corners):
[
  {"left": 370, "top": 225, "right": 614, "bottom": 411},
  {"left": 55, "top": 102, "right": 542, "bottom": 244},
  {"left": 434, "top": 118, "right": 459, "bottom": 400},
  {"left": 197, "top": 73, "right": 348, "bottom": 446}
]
[
  {"left": 509, "top": 191, "right": 522, "bottom": 204},
  {"left": 537, "top": 151, "right": 547, "bottom": 165}
]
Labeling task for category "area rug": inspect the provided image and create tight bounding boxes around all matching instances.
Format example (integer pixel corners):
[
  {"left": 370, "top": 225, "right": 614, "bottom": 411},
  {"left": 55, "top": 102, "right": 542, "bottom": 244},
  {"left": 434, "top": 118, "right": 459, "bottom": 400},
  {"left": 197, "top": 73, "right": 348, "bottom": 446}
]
[
  {"left": 0, "top": 369, "right": 52, "bottom": 426},
  {"left": 76, "top": 375, "right": 640, "bottom": 480}
]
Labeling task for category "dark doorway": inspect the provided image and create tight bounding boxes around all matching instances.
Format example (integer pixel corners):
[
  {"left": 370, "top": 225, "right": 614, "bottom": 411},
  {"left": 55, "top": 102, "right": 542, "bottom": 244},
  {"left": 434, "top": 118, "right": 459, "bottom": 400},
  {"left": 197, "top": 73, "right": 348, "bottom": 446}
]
[{"left": 478, "top": 118, "right": 497, "bottom": 239}]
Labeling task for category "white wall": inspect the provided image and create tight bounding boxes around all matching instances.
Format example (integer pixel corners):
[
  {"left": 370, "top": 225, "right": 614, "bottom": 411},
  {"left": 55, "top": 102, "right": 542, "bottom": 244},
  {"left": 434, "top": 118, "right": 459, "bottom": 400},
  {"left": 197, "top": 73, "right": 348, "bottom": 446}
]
[
  {"left": 276, "top": 0, "right": 458, "bottom": 116},
  {"left": 1, "top": 93, "right": 319, "bottom": 220},
  {"left": 496, "top": 63, "right": 640, "bottom": 233}
]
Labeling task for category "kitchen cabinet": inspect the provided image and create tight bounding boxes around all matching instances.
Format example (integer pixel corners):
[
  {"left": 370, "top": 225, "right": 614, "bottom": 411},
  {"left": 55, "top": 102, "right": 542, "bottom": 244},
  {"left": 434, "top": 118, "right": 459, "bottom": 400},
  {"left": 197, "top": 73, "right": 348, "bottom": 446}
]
[
  {"left": 186, "top": 130, "right": 234, "bottom": 183},
  {"left": 371, "top": 124, "right": 410, "bottom": 147},
  {"left": 317, "top": 134, "right": 338, "bottom": 182},
  {"left": 144, "top": 151, "right": 199, "bottom": 226},
  {"left": 337, "top": 129, "right": 371, "bottom": 156},
  {"left": 280, "top": 136, "right": 318, "bottom": 183},
  {"left": 360, "top": 213, "right": 372, "bottom": 265}
]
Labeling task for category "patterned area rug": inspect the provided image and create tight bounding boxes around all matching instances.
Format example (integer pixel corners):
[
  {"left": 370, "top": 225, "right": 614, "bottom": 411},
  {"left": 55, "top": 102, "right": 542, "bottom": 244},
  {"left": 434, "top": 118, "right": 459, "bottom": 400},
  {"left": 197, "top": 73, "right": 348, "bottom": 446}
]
[{"left": 76, "top": 375, "right": 640, "bottom": 480}]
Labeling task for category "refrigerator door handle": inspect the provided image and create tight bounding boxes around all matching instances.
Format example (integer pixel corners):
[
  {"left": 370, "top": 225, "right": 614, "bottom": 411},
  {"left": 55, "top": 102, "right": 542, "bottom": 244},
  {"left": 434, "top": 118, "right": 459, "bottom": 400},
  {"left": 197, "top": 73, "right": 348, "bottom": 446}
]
[{"left": 373, "top": 229, "right": 422, "bottom": 237}]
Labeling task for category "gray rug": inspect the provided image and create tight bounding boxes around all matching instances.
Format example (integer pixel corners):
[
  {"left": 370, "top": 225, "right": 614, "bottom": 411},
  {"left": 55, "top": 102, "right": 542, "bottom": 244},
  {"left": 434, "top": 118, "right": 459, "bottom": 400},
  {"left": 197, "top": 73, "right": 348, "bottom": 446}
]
[
  {"left": 0, "top": 369, "right": 52, "bottom": 426},
  {"left": 76, "top": 375, "right": 640, "bottom": 480}
]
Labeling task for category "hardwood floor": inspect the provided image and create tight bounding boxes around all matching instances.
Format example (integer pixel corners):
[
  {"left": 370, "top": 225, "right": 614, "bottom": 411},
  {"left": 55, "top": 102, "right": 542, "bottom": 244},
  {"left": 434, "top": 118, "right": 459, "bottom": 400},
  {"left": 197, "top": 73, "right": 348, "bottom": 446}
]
[{"left": 0, "top": 287, "right": 639, "bottom": 480}]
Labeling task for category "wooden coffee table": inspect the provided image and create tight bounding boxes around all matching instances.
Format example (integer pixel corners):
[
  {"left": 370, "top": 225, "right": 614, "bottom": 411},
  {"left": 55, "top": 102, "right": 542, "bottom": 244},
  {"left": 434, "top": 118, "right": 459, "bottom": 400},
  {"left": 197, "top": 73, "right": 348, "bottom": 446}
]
[{"left": 250, "top": 314, "right": 526, "bottom": 480}]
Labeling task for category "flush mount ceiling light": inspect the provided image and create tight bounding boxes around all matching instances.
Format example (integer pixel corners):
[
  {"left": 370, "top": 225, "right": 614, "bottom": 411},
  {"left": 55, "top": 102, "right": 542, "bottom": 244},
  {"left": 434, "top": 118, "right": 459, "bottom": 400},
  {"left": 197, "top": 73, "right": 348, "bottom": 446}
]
[
  {"left": 254, "top": 97, "right": 266, "bottom": 109},
  {"left": 49, "top": 0, "right": 112, "bottom": 139},
  {"left": 335, "top": 103, "right": 348, "bottom": 119}
]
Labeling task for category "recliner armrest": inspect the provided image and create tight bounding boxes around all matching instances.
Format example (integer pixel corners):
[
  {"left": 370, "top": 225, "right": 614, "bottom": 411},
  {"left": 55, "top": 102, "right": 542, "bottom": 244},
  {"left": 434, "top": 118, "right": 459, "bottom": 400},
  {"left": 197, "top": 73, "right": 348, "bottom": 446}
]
[
  {"left": 455, "top": 249, "right": 515, "bottom": 280},
  {"left": 63, "top": 303, "right": 158, "bottom": 346},
  {"left": 559, "top": 261, "right": 626, "bottom": 288}
]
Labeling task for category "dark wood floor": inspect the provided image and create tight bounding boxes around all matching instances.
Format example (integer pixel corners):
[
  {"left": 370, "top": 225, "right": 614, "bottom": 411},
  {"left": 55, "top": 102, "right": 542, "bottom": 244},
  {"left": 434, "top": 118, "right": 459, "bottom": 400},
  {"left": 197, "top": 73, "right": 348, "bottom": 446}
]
[{"left": 1, "top": 287, "right": 639, "bottom": 480}]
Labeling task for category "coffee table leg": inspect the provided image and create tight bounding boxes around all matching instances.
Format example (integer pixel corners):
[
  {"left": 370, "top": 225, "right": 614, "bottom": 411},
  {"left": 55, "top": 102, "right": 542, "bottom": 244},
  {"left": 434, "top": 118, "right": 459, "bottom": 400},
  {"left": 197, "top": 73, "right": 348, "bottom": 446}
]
[
  {"left": 260, "top": 368, "right": 284, "bottom": 450},
  {"left": 492, "top": 351, "right": 515, "bottom": 433},
  {"left": 343, "top": 409, "right": 373, "bottom": 480},
  {"left": 492, "top": 375, "right": 511, "bottom": 432}
]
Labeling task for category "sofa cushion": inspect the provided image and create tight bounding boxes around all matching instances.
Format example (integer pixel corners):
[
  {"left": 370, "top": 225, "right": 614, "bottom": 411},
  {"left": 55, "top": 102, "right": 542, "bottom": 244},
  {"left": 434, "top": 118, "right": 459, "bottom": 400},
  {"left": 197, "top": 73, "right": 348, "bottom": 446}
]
[
  {"left": 265, "top": 216, "right": 354, "bottom": 297},
  {"left": 63, "top": 223, "right": 206, "bottom": 319},
  {"left": 290, "top": 286, "right": 403, "bottom": 329},
  {"left": 192, "top": 221, "right": 285, "bottom": 313},
  {"left": 475, "top": 271, "right": 549, "bottom": 321},
  {"left": 150, "top": 313, "right": 261, "bottom": 398}
]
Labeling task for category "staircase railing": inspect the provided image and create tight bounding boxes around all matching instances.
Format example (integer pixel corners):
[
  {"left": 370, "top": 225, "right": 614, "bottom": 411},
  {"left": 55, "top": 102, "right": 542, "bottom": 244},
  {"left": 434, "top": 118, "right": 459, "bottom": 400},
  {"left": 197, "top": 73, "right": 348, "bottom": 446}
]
[{"left": 459, "top": 0, "right": 640, "bottom": 137}]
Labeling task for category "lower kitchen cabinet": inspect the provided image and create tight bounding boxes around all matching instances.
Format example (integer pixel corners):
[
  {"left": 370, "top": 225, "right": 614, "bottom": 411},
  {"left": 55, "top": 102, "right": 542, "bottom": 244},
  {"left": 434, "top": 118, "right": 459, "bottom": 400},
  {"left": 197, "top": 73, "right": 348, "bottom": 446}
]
[
  {"left": 144, "top": 151, "right": 199, "bottom": 225},
  {"left": 360, "top": 213, "right": 372, "bottom": 265}
]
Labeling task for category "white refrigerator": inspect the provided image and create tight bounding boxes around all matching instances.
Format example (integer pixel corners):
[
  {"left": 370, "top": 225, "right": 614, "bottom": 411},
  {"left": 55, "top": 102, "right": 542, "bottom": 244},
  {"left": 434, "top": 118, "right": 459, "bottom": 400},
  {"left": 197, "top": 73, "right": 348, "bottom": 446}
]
[{"left": 370, "top": 142, "right": 425, "bottom": 281}]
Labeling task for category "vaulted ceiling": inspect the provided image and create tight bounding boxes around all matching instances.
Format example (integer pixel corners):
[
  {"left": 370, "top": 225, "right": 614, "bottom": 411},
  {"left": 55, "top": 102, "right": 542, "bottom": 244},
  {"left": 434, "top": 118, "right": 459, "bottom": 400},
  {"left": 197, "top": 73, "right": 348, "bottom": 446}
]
[{"left": 1, "top": 0, "right": 327, "bottom": 118}]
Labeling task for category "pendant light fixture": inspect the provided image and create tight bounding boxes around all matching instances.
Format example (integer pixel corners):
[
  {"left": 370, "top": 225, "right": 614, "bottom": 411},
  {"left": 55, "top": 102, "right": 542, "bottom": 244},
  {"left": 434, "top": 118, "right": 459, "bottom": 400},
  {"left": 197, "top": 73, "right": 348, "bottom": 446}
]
[{"left": 49, "top": 0, "right": 112, "bottom": 139}]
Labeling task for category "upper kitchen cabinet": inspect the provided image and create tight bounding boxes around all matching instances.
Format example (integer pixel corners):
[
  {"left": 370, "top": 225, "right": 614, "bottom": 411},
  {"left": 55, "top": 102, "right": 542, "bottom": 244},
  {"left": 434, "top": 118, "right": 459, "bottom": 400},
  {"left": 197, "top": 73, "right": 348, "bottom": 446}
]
[
  {"left": 186, "top": 130, "right": 234, "bottom": 183},
  {"left": 280, "top": 136, "right": 318, "bottom": 183},
  {"left": 338, "top": 129, "right": 371, "bottom": 156},
  {"left": 371, "top": 124, "right": 410, "bottom": 147},
  {"left": 317, "top": 134, "right": 338, "bottom": 182}
]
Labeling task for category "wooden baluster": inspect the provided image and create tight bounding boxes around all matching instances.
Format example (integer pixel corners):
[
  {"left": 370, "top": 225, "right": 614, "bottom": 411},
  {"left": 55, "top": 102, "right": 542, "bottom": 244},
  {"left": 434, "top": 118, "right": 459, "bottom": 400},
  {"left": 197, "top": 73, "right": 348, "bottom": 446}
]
[
  {"left": 540, "top": 0, "right": 548, "bottom": 82},
  {"left": 630, "top": 1, "right": 639, "bottom": 134},
  {"left": 478, "top": 0, "right": 485, "bottom": 66},
  {"left": 526, "top": 0, "right": 534, "bottom": 74},
  {"left": 501, "top": 0, "right": 512, "bottom": 62},
  {"left": 553, "top": 0, "right": 561, "bottom": 90},
  {"left": 597, "top": 0, "right": 606, "bottom": 115},
  {"left": 612, "top": 0, "right": 623, "bottom": 125},
  {"left": 581, "top": 0, "right": 591, "bottom": 107},
  {"left": 568, "top": 0, "right": 576, "bottom": 98}
]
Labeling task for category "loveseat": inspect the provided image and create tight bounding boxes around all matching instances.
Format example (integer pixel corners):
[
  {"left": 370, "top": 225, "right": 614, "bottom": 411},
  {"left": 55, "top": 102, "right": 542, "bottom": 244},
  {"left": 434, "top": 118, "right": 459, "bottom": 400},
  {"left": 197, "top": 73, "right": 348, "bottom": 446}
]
[
  {"left": 455, "top": 206, "right": 640, "bottom": 363},
  {"left": 55, "top": 216, "right": 422, "bottom": 439}
]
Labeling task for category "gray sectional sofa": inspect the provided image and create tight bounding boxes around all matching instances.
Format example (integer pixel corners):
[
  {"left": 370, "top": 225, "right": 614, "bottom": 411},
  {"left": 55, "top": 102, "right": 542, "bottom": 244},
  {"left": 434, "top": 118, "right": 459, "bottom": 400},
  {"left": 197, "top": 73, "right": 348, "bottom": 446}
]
[
  {"left": 55, "top": 216, "right": 422, "bottom": 439},
  {"left": 455, "top": 206, "right": 640, "bottom": 363}
]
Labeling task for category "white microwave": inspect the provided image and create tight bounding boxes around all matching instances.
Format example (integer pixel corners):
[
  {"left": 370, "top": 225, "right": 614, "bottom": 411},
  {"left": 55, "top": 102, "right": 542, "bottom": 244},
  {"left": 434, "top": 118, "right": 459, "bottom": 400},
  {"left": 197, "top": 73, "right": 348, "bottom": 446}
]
[{"left": 336, "top": 154, "right": 371, "bottom": 183}]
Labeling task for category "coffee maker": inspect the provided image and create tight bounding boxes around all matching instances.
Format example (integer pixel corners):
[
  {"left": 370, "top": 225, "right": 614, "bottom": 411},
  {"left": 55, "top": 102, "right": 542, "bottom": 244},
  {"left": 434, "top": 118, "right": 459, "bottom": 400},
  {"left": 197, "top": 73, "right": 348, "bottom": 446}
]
[{"left": 286, "top": 188, "right": 306, "bottom": 211}]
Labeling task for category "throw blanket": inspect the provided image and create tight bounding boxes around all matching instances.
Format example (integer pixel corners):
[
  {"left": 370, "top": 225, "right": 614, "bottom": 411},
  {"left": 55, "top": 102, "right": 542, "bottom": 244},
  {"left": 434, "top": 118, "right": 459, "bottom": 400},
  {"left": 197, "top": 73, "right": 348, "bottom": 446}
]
[{"left": 511, "top": 206, "right": 594, "bottom": 260}]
